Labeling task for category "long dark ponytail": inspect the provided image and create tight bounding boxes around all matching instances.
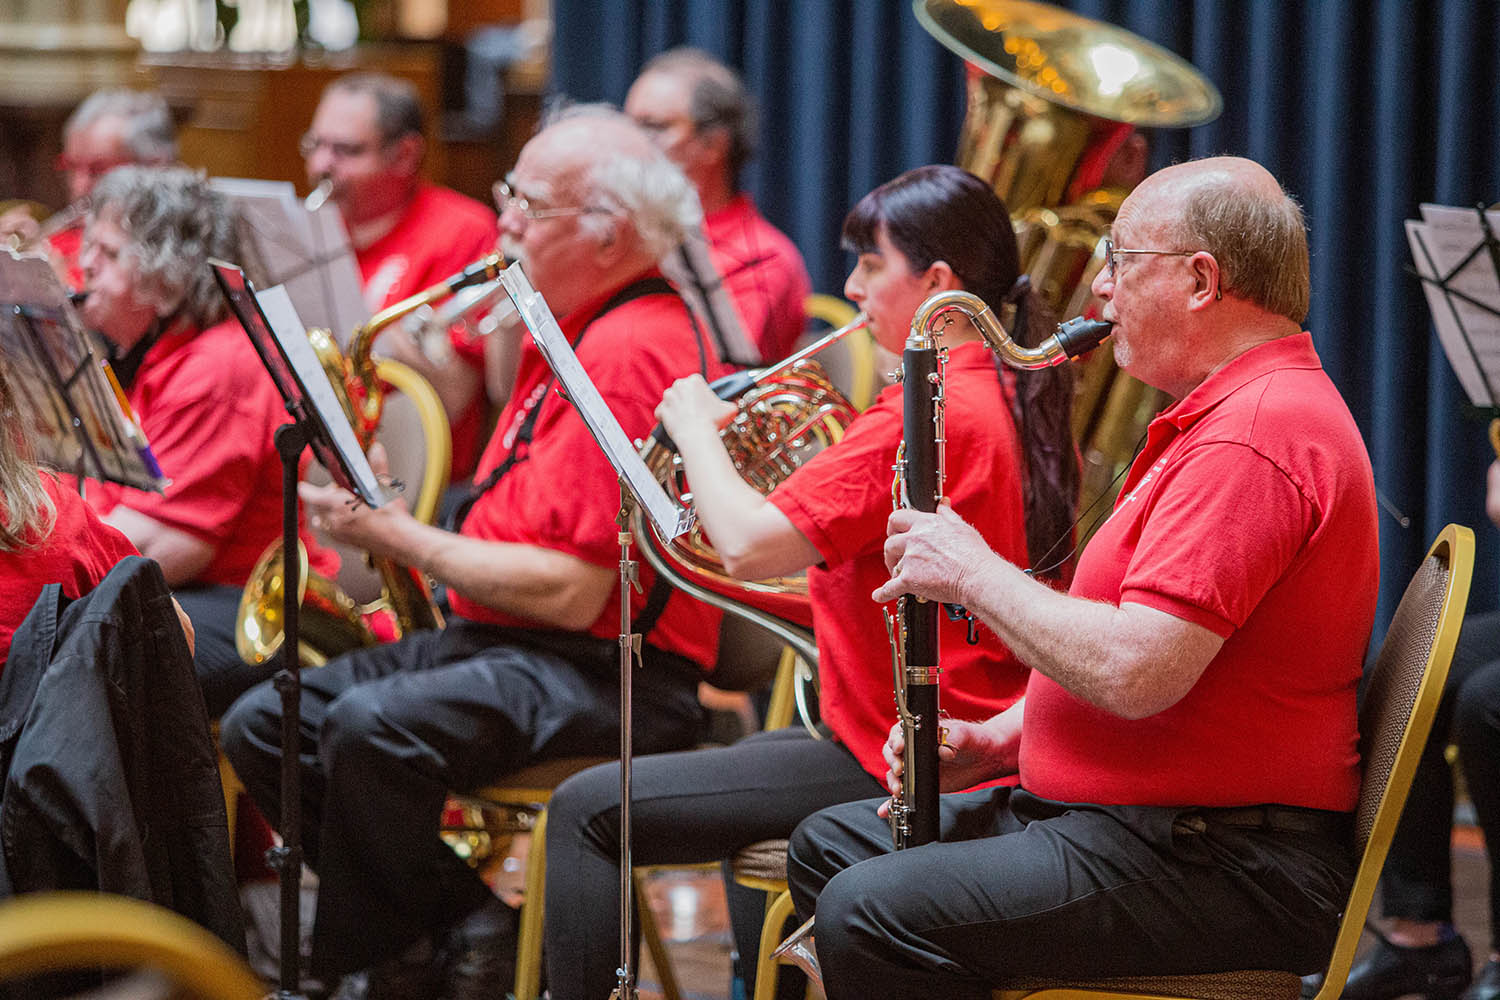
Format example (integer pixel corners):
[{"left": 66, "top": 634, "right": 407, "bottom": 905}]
[{"left": 842, "top": 165, "right": 1078, "bottom": 578}]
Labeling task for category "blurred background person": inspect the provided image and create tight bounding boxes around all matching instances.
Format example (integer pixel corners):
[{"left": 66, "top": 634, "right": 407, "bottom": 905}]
[
  {"left": 76, "top": 165, "right": 295, "bottom": 715},
  {"left": 0, "top": 87, "right": 178, "bottom": 289},
  {"left": 625, "top": 46, "right": 810, "bottom": 363},
  {"left": 302, "top": 71, "right": 498, "bottom": 481}
]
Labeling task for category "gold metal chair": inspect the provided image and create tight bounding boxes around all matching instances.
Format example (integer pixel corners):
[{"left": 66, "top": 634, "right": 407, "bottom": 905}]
[
  {"left": 0, "top": 891, "right": 265, "bottom": 1000},
  {"left": 992, "top": 523, "right": 1475, "bottom": 1000}
]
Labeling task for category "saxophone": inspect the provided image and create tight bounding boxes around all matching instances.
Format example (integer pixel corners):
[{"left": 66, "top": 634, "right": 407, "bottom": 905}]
[{"left": 236, "top": 253, "right": 509, "bottom": 663}]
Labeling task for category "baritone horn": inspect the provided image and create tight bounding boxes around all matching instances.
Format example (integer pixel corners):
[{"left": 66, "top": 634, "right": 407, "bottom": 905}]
[
  {"left": 236, "top": 252, "right": 509, "bottom": 664},
  {"left": 634, "top": 313, "right": 869, "bottom": 664}
]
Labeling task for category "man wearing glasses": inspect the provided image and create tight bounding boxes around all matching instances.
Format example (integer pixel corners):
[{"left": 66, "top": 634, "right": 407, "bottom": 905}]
[
  {"left": 625, "top": 48, "right": 810, "bottom": 363},
  {"left": 302, "top": 72, "right": 497, "bottom": 478},
  {"left": 0, "top": 88, "right": 177, "bottom": 289},
  {"left": 785, "top": 156, "right": 1380, "bottom": 999},
  {"left": 222, "top": 107, "right": 727, "bottom": 1000}
]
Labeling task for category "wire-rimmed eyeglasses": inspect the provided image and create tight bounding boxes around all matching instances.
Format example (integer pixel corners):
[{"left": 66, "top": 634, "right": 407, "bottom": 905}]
[
  {"left": 1102, "top": 237, "right": 1199, "bottom": 280},
  {"left": 493, "top": 180, "right": 608, "bottom": 221}
]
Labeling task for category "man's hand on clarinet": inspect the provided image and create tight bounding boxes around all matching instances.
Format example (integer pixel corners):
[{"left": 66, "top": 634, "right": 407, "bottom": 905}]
[
  {"left": 873, "top": 503, "right": 999, "bottom": 607},
  {"left": 876, "top": 705, "right": 1025, "bottom": 817}
]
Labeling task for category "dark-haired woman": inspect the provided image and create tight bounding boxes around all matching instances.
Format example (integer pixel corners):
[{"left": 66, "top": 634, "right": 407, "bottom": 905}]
[
  {"left": 0, "top": 362, "right": 141, "bottom": 669},
  {"left": 542, "top": 164, "right": 1078, "bottom": 1000}
]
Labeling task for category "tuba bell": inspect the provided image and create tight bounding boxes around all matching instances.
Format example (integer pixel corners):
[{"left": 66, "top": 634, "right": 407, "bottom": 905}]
[
  {"left": 916, "top": 0, "right": 1221, "bottom": 519},
  {"left": 236, "top": 253, "right": 508, "bottom": 664}
]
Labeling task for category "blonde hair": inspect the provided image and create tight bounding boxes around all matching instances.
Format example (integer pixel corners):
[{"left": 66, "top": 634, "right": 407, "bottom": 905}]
[{"left": 0, "top": 364, "right": 56, "bottom": 551}]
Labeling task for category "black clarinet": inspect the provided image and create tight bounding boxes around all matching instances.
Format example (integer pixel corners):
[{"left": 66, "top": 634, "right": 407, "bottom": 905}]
[{"left": 886, "top": 324, "right": 945, "bottom": 850}]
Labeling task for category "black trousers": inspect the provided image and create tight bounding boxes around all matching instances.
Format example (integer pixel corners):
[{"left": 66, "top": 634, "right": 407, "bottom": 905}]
[
  {"left": 173, "top": 583, "right": 273, "bottom": 718},
  {"left": 218, "top": 618, "right": 704, "bottom": 978},
  {"left": 1381, "top": 609, "right": 1500, "bottom": 949},
  {"left": 786, "top": 787, "right": 1355, "bottom": 1000},
  {"left": 543, "top": 727, "right": 883, "bottom": 1000}
]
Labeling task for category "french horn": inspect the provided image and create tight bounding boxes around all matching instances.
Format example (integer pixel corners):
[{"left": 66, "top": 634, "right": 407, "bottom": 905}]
[
  {"left": 634, "top": 314, "right": 869, "bottom": 665},
  {"left": 236, "top": 253, "right": 508, "bottom": 664}
]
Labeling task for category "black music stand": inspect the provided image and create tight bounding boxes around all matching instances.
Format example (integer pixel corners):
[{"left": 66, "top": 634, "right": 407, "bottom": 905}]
[
  {"left": 213, "top": 261, "right": 389, "bottom": 1000},
  {"left": 0, "top": 250, "right": 166, "bottom": 493},
  {"left": 496, "top": 263, "right": 694, "bottom": 1000},
  {"left": 1407, "top": 203, "right": 1500, "bottom": 433}
]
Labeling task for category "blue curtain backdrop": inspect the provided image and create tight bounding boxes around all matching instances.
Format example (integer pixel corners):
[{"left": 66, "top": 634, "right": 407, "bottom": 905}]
[{"left": 551, "top": 0, "right": 1500, "bottom": 630}]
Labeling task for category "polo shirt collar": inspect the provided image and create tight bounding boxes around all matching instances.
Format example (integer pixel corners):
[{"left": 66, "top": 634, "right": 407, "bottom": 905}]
[
  {"left": 1153, "top": 331, "right": 1320, "bottom": 434},
  {"left": 557, "top": 268, "right": 668, "bottom": 337}
]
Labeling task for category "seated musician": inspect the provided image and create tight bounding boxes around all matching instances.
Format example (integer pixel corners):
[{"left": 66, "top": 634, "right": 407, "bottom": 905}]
[
  {"left": 219, "top": 107, "right": 728, "bottom": 1000},
  {"left": 785, "top": 156, "right": 1378, "bottom": 1000},
  {"left": 302, "top": 72, "right": 498, "bottom": 480},
  {"left": 625, "top": 48, "right": 810, "bottom": 364},
  {"left": 75, "top": 166, "right": 290, "bottom": 715},
  {"left": 0, "top": 87, "right": 177, "bottom": 289},
  {"left": 0, "top": 361, "right": 145, "bottom": 668},
  {"left": 542, "top": 164, "right": 1079, "bottom": 1000}
]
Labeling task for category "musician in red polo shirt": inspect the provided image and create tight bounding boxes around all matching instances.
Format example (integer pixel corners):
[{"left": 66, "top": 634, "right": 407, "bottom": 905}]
[{"left": 789, "top": 156, "right": 1379, "bottom": 1000}]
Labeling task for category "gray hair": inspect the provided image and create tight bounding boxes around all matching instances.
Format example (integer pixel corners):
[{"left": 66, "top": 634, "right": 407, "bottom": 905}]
[
  {"left": 64, "top": 88, "right": 178, "bottom": 162},
  {"left": 1176, "top": 176, "right": 1311, "bottom": 324},
  {"left": 88, "top": 166, "right": 240, "bottom": 328},
  {"left": 640, "top": 47, "right": 758, "bottom": 181},
  {"left": 323, "top": 72, "right": 425, "bottom": 142},
  {"left": 546, "top": 103, "right": 702, "bottom": 261}
]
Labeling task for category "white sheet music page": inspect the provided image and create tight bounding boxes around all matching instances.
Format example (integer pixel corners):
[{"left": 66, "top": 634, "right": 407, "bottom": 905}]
[
  {"left": 211, "top": 177, "right": 370, "bottom": 345},
  {"left": 255, "top": 284, "right": 390, "bottom": 508},
  {"left": 1406, "top": 203, "right": 1500, "bottom": 406},
  {"left": 497, "top": 264, "right": 695, "bottom": 541}
]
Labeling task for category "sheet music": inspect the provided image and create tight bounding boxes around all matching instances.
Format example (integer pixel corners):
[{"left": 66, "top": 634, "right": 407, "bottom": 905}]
[
  {"left": 211, "top": 177, "right": 369, "bottom": 345},
  {"left": 213, "top": 260, "right": 388, "bottom": 508},
  {"left": 0, "top": 249, "right": 166, "bottom": 492},
  {"left": 497, "top": 264, "right": 695, "bottom": 541},
  {"left": 1406, "top": 203, "right": 1500, "bottom": 407}
]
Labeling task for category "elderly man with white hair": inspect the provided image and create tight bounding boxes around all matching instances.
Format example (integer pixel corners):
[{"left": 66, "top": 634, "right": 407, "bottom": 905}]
[{"left": 220, "top": 107, "right": 728, "bottom": 1000}]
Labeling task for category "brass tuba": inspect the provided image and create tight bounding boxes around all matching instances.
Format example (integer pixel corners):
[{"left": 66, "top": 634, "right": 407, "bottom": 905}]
[
  {"left": 634, "top": 313, "right": 869, "bottom": 664},
  {"left": 235, "top": 253, "right": 508, "bottom": 664},
  {"left": 916, "top": 0, "right": 1221, "bottom": 517}
]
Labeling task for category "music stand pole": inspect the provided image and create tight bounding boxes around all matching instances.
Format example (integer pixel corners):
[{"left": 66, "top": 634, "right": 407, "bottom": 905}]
[
  {"left": 268, "top": 418, "right": 311, "bottom": 1000},
  {"left": 611, "top": 479, "right": 642, "bottom": 1000}
]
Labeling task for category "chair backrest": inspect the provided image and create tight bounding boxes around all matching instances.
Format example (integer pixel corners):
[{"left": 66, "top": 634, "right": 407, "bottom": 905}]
[
  {"left": 308, "top": 357, "right": 451, "bottom": 604},
  {"left": 0, "top": 891, "right": 264, "bottom": 1000},
  {"left": 1313, "top": 523, "right": 1475, "bottom": 1000}
]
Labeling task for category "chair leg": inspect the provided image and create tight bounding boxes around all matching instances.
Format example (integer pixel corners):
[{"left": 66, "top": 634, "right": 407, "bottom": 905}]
[
  {"left": 753, "top": 889, "right": 797, "bottom": 1000},
  {"left": 513, "top": 807, "right": 549, "bottom": 1000},
  {"left": 635, "top": 869, "right": 683, "bottom": 1000}
]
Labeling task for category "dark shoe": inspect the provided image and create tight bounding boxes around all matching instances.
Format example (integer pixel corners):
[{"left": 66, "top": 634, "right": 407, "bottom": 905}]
[
  {"left": 438, "top": 896, "right": 519, "bottom": 1000},
  {"left": 1463, "top": 959, "right": 1500, "bottom": 1000},
  {"left": 1341, "top": 934, "right": 1472, "bottom": 1000}
]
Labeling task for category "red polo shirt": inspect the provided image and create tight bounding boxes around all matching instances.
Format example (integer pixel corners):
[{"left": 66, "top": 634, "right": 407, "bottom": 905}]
[
  {"left": 1021, "top": 332, "right": 1378, "bottom": 811},
  {"left": 81, "top": 319, "right": 288, "bottom": 588},
  {"left": 0, "top": 474, "right": 138, "bottom": 667},
  {"left": 357, "top": 183, "right": 498, "bottom": 480},
  {"left": 770, "top": 341, "right": 1032, "bottom": 779},
  {"left": 449, "top": 278, "right": 729, "bottom": 671},
  {"left": 705, "top": 194, "right": 810, "bottom": 363}
]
